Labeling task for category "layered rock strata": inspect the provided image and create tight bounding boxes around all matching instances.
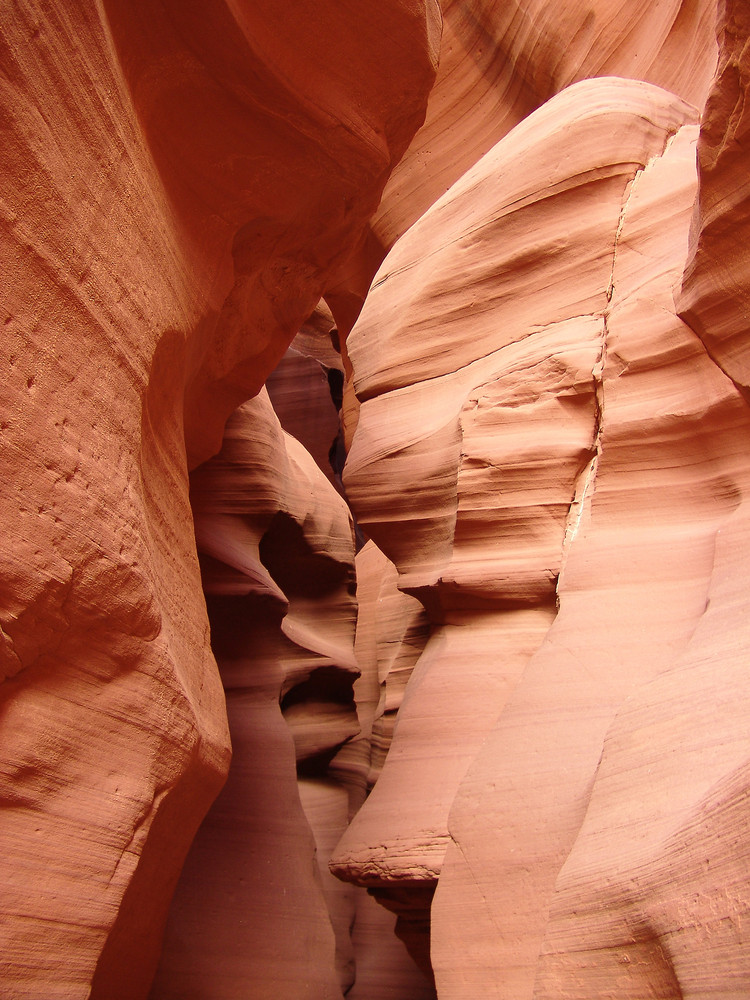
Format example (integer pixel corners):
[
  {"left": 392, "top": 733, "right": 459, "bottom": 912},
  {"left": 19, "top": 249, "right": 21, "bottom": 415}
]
[
  {"left": 353, "top": 542, "right": 431, "bottom": 787},
  {"left": 152, "top": 393, "right": 358, "bottom": 998},
  {"left": 371, "top": 0, "right": 718, "bottom": 251},
  {"left": 265, "top": 301, "right": 345, "bottom": 490},
  {"left": 4, "top": 1, "right": 750, "bottom": 998},
  {"left": 0, "top": 2, "right": 438, "bottom": 995},
  {"left": 679, "top": 0, "right": 750, "bottom": 389},
  {"left": 325, "top": 0, "right": 718, "bottom": 338},
  {"left": 155, "top": 397, "right": 436, "bottom": 999},
  {"left": 333, "top": 71, "right": 750, "bottom": 999}
]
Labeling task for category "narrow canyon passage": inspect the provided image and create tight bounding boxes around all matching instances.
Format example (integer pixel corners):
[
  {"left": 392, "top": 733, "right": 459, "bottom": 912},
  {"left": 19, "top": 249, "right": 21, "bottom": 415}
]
[{"left": 1, "top": 2, "right": 750, "bottom": 999}]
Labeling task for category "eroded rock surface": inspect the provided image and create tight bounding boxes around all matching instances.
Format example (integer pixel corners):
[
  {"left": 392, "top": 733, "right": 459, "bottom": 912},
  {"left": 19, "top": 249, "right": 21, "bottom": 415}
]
[
  {"left": 679, "top": 0, "right": 750, "bottom": 389},
  {"left": 325, "top": 0, "right": 718, "bottom": 337},
  {"left": 4, "top": 0, "right": 750, "bottom": 998},
  {"left": 153, "top": 397, "right": 435, "bottom": 999},
  {"left": 333, "top": 68, "right": 750, "bottom": 1000},
  {"left": 152, "top": 393, "right": 358, "bottom": 999},
  {"left": 0, "top": 2, "right": 438, "bottom": 996}
]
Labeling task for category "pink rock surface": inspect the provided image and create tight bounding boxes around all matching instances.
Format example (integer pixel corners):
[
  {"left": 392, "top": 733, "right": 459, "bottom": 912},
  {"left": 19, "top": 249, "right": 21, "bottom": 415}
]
[
  {"left": 433, "top": 115, "right": 750, "bottom": 1000},
  {"left": 325, "top": 0, "right": 718, "bottom": 337},
  {"left": 352, "top": 542, "right": 431, "bottom": 786},
  {"left": 679, "top": 0, "right": 750, "bottom": 388},
  {"left": 332, "top": 607, "right": 554, "bottom": 885},
  {"left": 344, "top": 78, "right": 696, "bottom": 595},
  {"left": 371, "top": 0, "right": 718, "bottom": 252},
  {"left": 264, "top": 304, "right": 352, "bottom": 508},
  {"left": 323, "top": 541, "right": 437, "bottom": 996},
  {"left": 5, "top": 0, "right": 750, "bottom": 997},
  {"left": 156, "top": 397, "right": 435, "bottom": 999},
  {"left": 346, "top": 890, "right": 437, "bottom": 1000},
  {"left": 334, "top": 67, "right": 750, "bottom": 999}
]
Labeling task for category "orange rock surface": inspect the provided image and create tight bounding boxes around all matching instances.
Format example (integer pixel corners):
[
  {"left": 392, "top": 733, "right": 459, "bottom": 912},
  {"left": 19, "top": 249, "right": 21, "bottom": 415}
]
[
  {"left": 0, "top": 2, "right": 437, "bottom": 996},
  {"left": 3, "top": 1, "right": 750, "bottom": 998},
  {"left": 153, "top": 398, "right": 434, "bottom": 999},
  {"left": 679, "top": 0, "right": 750, "bottom": 388},
  {"left": 326, "top": 0, "right": 718, "bottom": 335}
]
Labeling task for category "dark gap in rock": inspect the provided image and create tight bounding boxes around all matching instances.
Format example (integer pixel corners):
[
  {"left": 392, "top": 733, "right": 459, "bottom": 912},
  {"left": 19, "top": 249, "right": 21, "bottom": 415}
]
[{"left": 259, "top": 511, "right": 352, "bottom": 597}]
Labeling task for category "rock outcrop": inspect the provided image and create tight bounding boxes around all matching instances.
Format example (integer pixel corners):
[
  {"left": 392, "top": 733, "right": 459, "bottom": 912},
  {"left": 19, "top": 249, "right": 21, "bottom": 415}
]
[
  {"left": 152, "top": 396, "right": 436, "bottom": 999},
  {"left": 326, "top": 0, "right": 719, "bottom": 336},
  {"left": 152, "top": 393, "right": 358, "bottom": 999}
]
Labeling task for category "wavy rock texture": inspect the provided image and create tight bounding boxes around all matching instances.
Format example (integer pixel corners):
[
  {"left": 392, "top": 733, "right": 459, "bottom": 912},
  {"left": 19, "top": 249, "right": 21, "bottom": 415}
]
[
  {"left": 5, "top": 0, "right": 750, "bottom": 998},
  {"left": 160, "top": 413, "right": 435, "bottom": 999},
  {"left": 0, "top": 2, "right": 438, "bottom": 996},
  {"left": 372, "top": 0, "right": 718, "bottom": 248},
  {"left": 266, "top": 348, "right": 342, "bottom": 489},
  {"left": 152, "top": 393, "right": 358, "bottom": 999},
  {"left": 432, "top": 114, "right": 750, "bottom": 1000},
  {"left": 679, "top": 0, "right": 750, "bottom": 389},
  {"left": 352, "top": 542, "right": 431, "bottom": 788},
  {"left": 325, "top": 0, "right": 718, "bottom": 335},
  {"left": 334, "top": 68, "right": 750, "bottom": 1000},
  {"left": 341, "top": 542, "right": 436, "bottom": 999}
]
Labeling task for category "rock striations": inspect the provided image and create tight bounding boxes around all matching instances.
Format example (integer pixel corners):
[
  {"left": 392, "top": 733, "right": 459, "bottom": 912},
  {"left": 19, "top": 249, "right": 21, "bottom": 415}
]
[
  {"left": 679, "top": 0, "right": 750, "bottom": 390},
  {"left": 152, "top": 392, "right": 358, "bottom": 999},
  {"left": 1, "top": 2, "right": 750, "bottom": 999},
  {"left": 0, "top": 1, "right": 437, "bottom": 997}
]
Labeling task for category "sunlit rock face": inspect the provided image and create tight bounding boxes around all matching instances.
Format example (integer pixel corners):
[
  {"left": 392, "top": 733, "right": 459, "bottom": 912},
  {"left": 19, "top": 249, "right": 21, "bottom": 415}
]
[
  {"left": 372, "top": 0, "right": 718, "bottom": 248},
  {"left": 0, "top": 1, "right": 438, "bottom": 996},
  {"left": 325, "top": 0, "right": 719, "bottom": 335},
  {"left": 333, "top": 63, "right": 750, "bottom": 1000}
]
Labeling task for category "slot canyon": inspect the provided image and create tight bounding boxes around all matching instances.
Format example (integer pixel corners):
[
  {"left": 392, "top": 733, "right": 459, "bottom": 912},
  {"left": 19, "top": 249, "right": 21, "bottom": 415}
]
[{"left": 1, "top": 1, "right": 750, "bottom": 997}]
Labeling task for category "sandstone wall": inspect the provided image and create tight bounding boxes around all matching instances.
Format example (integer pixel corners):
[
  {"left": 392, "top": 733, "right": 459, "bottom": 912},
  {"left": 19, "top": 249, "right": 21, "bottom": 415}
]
[
  {"left": 152, "top": 393, "right": 357, "bottom": 999},
  {"left": 331, "top": 11, "right": 750, "bottom": 999},
  {"left": 325, "top": 0, "right": 719, "bottom": 336},
  {"left": 150, "top": 395, "right": 435, "bottom": 999},
  {"left": 679, "top": 0, "right": 750, "bottom": 389},
  {"left": 0, "top": 2, "right": 438, "bottom": 996},
  {"left": 3, "top": 1, "right": 750, "bottom": 998}
]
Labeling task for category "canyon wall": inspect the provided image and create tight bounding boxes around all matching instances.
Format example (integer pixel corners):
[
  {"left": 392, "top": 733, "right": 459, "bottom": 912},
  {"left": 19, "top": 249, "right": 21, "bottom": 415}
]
[
  {"left": 0, "top": 2, "right": 438, "bottom": 996},
  {"left": 1, "top": 1, "right": 750, "bottom": 999},
  {"left": 331, "top": 3, "right": 750, "bottom": 999}
]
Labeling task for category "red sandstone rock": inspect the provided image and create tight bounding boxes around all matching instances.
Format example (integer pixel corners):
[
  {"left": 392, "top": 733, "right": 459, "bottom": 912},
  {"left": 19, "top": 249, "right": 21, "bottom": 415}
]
[
  {"left": 266, "top": 348, "right": 341, "bottom": 489},
  {"left": 331, "top": 606, "right": 554, "bottom": 885},
  {"left": 0, "top": 2, "right": 438, "bottom": 995},
  {"left": 433, "top": 114, "right": 750, "bottom": 1000},
  {"left": 152, "top": 394, "right": 358, "bottom": 998},
  {"left": 343, "top": 78, "right": 697, "bottom": 594},
  {"left": 371, "top": 0, "right": 718, "bottom": 254},
  {"left": 346, "top": 891, "right": 437, "bottom": 1000},
  {"left": 156, "top": 398, "right": 434, "bottom": 999},
  {"left": 5, "top": 0, "right": 750, "bottom": 997},
  {"left": 351, "top": 543, "right": 431, "bottom": 787},
  {"left": 325, "top": 0, "right": 718, "bottom": 339},
  {"left": 321, "top": 541, "right": 436, "bottom": 996}
]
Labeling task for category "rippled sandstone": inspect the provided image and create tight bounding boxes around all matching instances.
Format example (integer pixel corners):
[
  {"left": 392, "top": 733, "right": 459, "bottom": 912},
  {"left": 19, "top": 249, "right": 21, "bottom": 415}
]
[
  {"left": 0, "top": 2, "right": 437, "bottom": 996},
  {"left": 3, "top": 1, "right": 750, "bottom": 998}
]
